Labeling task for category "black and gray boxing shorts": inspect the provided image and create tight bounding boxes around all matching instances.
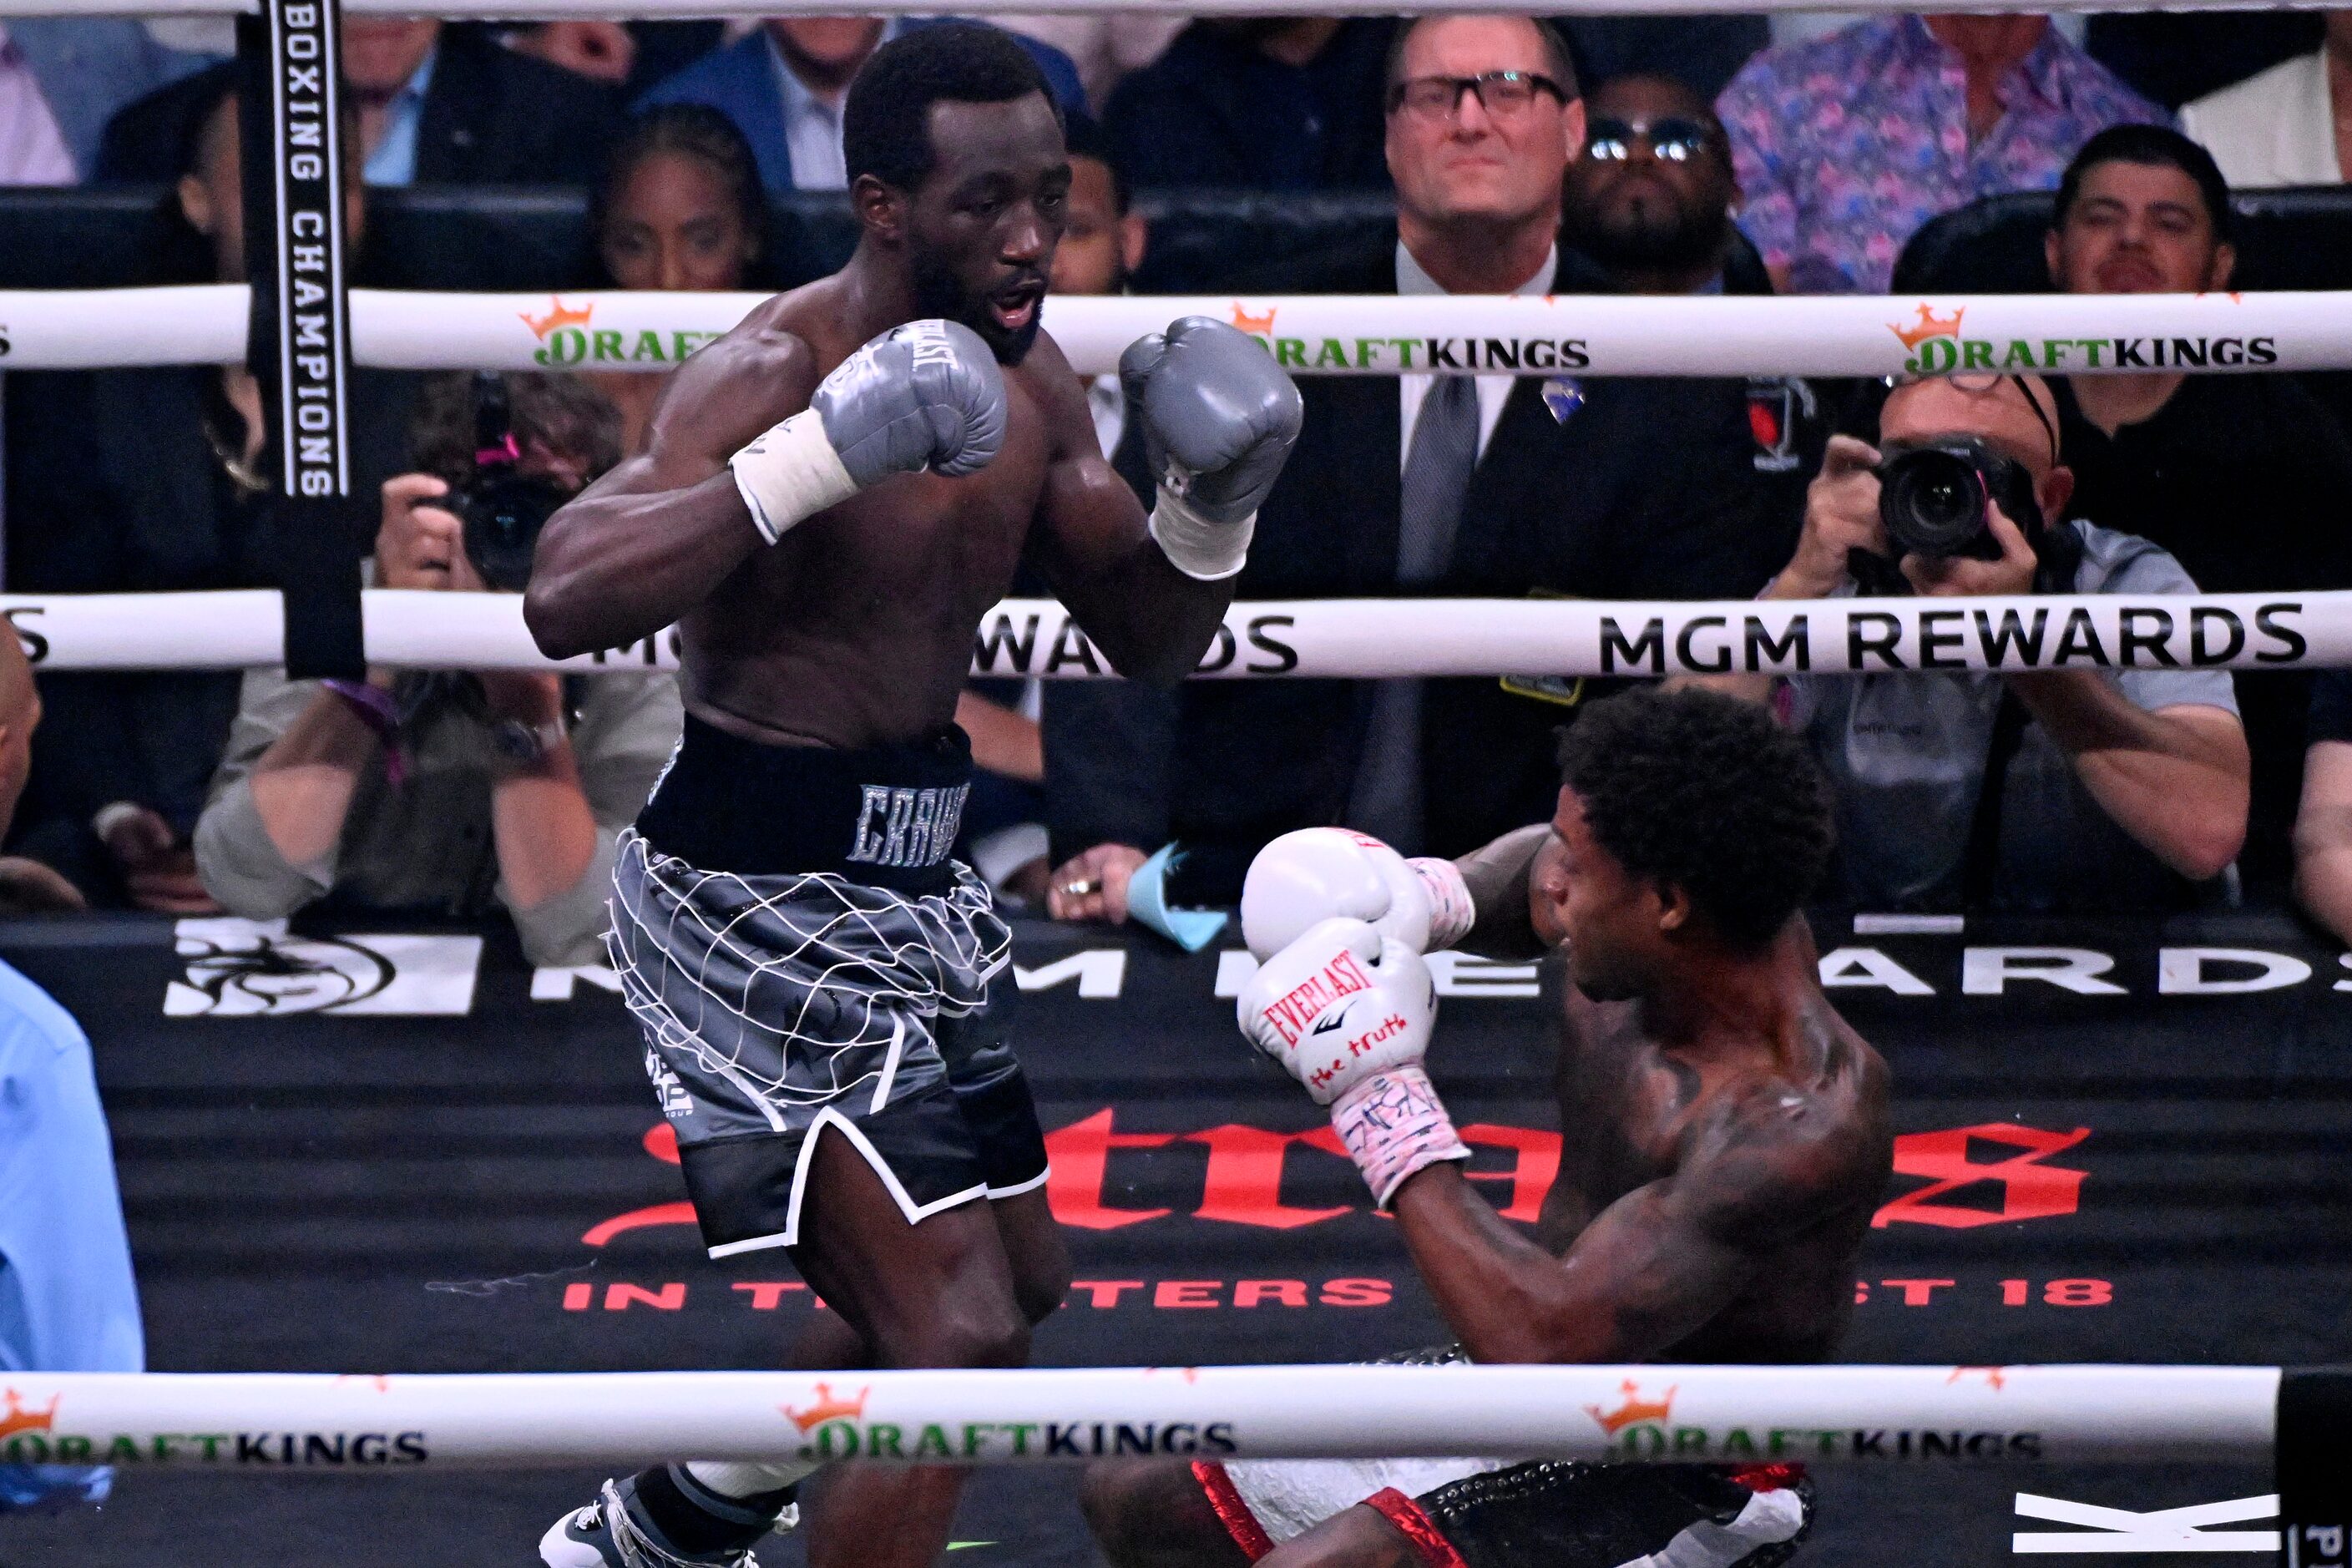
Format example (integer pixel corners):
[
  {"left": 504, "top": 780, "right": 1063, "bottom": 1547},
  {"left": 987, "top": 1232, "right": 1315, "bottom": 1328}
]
[
  {"left": 1193, "top": 1348, "right": 1812, "bottom": 1568},
  {"left": 608, "top": 714, "right": 1050, "bottom": 1259}
]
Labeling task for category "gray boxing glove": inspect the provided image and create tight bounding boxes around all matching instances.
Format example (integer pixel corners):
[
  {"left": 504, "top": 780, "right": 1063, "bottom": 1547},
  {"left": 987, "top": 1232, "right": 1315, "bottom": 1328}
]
[
  {"left": 1121, "top": 316, "right": 1303, "bottom": 579},
  {"left": 731, "top": 318, "right": 1007, "bottom": 544}
]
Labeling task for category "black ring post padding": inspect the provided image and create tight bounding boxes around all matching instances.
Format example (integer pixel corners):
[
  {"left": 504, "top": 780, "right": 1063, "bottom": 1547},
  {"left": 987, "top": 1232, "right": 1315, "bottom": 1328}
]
[
  {"left": 239, "top": 2, "right": 366, "bottom": 681},
  {"left": 2278, "top": 1367, "right": 2352, "bottom": 1564}
]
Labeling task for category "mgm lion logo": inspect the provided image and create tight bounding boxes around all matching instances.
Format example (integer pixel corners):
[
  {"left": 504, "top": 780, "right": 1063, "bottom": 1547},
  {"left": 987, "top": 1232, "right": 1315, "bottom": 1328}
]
[{"left": 165, "top": 919, "right": 482, "bottom": 1017}]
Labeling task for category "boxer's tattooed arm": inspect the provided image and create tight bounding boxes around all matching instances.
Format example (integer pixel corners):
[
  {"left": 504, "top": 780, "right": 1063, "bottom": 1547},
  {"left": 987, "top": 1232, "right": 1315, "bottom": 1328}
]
[
  {"left": 1022, "top": 334, "right": 1236, "bottom": 687},
  {"left": 526, "top": 324, "right": 821, "bottom": 660},
  {"left": 1450, "top": 824, "right": 1555, "bottom": 961},
  {"left": 1389, "top": 1090, "right": 1874, "bottom": 1363}
]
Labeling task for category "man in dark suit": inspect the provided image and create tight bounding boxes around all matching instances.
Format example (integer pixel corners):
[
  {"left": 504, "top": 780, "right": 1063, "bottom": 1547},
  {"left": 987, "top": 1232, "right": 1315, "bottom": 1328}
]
[
  {"left": 1044, "top": 14, "right": 1783, "bottom": 920},
  {"left": 96, "top": 24, "right": 625, "bottom": 185},
  {"left": 635, "top": 18, "right": 1082, "bottom": 192}
]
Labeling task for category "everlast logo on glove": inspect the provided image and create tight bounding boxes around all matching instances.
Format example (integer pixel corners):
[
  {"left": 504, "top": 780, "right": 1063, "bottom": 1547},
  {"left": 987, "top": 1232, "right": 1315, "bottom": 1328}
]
[
  {"left": 848, "top": 783, "right": 970, "bottom": 871},
  {"left": 1256, "top": 949, "right": 1374, "bottom": 1048}
]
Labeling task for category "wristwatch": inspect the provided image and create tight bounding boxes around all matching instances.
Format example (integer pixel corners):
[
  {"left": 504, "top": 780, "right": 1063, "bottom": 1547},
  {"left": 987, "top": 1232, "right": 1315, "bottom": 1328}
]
[{"left": 491, "top": 716, "right": 568, "bottom": 765}]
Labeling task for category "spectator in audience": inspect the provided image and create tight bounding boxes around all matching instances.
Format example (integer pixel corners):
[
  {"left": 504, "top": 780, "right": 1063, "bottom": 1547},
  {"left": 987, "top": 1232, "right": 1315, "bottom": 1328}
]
[
  {"left": 193, "top": 375, "right": 681, "bottom": 968},
  {"left": 97, "top": 23, "right": 625, "bottom": 185},
  {"left": 1718, "top": 13, "right": 2164, "bottom": 293},
  {"left": 991, "top": 13, "right": 1189, "bottom": 112},
  {"left": 0, "top": 26, "right": 72, "bottom": 184},
  {"left": 1735, "top": 373, "right": 2248, "bottom": 912},
  {"left": 588, "top": 104, "right": 770, "bottom": 453},
  {"left": 9, "top": 20, "right": 219, "bottom": 181},
  {"left": 2043, "top": 124, "right": 2352, "bottom": 893},
  {"left": 1561, "top": 73, "right": 1828, "bottom": 535},
  {"left": 636, "top": 18, "right": 1081, "bottom": 192},
  {"left": 1104, "top": 18, "right": 1398, "bottom": 190},
  {"left": 4, "top": 75, "right": 413, "bottom": 913},
  {"left": 2180, "top": 11, "right": 2352, "bottom": 186},
  {"left": 0, "top": 626, "right": 144, "bottom": 1515},
  {"left": 1046, "top": 14, "right": 1781, "bottom": 921}
]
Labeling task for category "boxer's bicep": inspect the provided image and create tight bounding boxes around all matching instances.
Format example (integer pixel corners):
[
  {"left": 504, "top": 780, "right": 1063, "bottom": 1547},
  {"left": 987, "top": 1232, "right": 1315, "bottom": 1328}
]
[{"left": 526, "top": 331, "right": 818, "bottom": 660}]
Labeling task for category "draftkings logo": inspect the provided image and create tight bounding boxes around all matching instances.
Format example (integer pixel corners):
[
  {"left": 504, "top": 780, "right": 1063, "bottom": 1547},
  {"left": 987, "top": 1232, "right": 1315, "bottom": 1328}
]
[
  {"left": 522, "top": 296, "right": 721, "bottom": 369},
  {"left": 1889, "top": 302, "right": 2278, "bottom": 377},
  {"left": 165, "top": 918, "right": 481, "bottom": 1017},
  {"left": 1226, "top": 301, "right": 1591, "bottom": 374},
  {"left": 1584, "top": 1373, "right": 2043, "bottom": 1464}
]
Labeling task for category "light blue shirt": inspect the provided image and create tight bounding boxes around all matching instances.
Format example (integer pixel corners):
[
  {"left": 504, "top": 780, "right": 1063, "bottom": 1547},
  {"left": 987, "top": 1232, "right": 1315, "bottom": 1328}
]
[
  {"left": 0, "top": 957, "right": 144, "bottom": 1511},
  {"left": 766, "top": 23, "right": 898, "bottom": 190},
  {"left": 362, "top": 47, "right": 436, "bottom": 187}
]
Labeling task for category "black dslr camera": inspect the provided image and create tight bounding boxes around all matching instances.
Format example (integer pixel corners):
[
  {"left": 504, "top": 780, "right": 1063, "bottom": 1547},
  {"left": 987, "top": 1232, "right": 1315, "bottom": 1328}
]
[
  {"left": 453, "top": 373, "right": 569, "bottom": 592},
  {"left": 1875, "top": 437, "right": 2044, "bottom": 562}
]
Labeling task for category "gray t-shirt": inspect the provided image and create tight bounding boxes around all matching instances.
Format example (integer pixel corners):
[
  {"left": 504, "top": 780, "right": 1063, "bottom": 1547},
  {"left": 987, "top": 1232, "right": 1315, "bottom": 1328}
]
[{"left": 1785, "top": 521, "right": 2241, "bottom": 913}]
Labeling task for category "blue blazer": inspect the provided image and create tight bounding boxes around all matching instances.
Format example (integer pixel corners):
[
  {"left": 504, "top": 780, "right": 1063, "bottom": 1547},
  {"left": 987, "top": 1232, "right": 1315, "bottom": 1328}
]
[{"left": 637, "top": 24, "right": 1084, "bottom": 193}]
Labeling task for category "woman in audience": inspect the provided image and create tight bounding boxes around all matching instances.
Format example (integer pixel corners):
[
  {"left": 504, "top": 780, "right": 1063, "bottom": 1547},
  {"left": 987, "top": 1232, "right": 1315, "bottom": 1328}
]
[{"left": 586, "top": 103, "right": 767, "bottom": 453}]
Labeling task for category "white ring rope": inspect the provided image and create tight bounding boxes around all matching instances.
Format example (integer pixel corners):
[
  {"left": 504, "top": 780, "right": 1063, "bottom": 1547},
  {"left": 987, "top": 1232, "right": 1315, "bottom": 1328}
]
[
  {"left": 1, "top": 286, "right": 2342, "bottom": 379},
  {"left": 7, "top": 0, "right": 2338, "bottom": 18},
  {"left": 0, "top": 1364, "right": 2282, "bottom": 1471},
  {"left": 1, "top": 589, "right": 2343, "bottom": 678}
]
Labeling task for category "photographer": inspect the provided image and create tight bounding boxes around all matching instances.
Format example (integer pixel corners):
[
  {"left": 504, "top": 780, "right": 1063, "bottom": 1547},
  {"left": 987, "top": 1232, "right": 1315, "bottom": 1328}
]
[
  {"left": 193, "top": 374, "right": 682, "bottom": 966},
  {"left": 1737, "top": 372, "right": 2248, "bottom": 913}
]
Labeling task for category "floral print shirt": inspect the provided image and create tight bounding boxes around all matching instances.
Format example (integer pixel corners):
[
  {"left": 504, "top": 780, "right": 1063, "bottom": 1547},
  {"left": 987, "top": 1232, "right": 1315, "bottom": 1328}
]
[{"left": 1717, "top": 16, "right": 2167, "bottom": 294}]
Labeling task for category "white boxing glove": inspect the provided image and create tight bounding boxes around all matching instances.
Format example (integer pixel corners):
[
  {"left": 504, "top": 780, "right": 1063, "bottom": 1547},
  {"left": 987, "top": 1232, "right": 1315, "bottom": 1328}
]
[
  {"left": 1240, "top": 827, "right": 1474, "bottom": 960},
  {"left": 1237, "top": 917, "right": 1469, "bottom": 1206}
]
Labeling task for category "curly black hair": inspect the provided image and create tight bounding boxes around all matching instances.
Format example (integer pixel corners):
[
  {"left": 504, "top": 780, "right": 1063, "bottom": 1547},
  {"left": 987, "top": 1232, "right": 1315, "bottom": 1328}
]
[
  {"left": 1556, "top": 689, "right": 1834, "bottom": 949},
  {"left": 843, "top": 23, "right": 1059, "bottom": 195}
]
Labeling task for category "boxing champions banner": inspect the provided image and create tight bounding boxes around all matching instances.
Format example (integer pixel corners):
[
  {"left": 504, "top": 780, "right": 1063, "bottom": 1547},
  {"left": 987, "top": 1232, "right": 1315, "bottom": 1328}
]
[
  {"left": 2, "top": 286, "right": 2349, "bottom": 381},
  {"left": 237, "top": 0, "right": 365, "bottom": 678},
  {"left": 4, "top": 588, "right": 2352, "bottom": 678}
]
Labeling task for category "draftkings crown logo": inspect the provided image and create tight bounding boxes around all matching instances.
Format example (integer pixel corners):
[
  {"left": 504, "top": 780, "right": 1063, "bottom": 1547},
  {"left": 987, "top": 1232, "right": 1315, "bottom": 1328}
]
[
  {"left": 784, "top": 1383, "right": 871, "bottom": 1434},
  {"left": 1889, "top": 303, "right": 1966, "bottom": 357},
  {"left": 0, "top": 1388, "right": 59, "bottom": 1441},
  {"left": 520, "top": 297, "right": 595, "bottom": 341},
  {"left": 1583, "top": 1379, "right": 1676, "bottom": 1437},
  {"left": 1229, "top": 303, "right": 1278, "bottom": 339}
]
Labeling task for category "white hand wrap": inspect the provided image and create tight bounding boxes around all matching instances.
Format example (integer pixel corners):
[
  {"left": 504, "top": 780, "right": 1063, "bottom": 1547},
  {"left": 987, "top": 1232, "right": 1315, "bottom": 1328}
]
[
  {"left": 729, "top": 409, "right": 861, "bottom": 546},
  {"left": 1149, "top": 488, "right": 1253, "bottom": 581},
  {"left": 1409, "top": 857, "right": 1475, "bottom": 952},
  {"left": 1329, "top": 1065, "right": 1471, "bottom": 1208}
]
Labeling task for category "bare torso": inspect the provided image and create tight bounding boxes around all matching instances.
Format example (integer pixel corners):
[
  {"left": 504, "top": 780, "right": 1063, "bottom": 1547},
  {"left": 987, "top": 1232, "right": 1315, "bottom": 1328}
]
[
  {"left": 1536, "top": 959, "right": 1893, "bottom": 1363},
  {"left": 664, "top": 281, "right": 1080, "bottom": 747}
]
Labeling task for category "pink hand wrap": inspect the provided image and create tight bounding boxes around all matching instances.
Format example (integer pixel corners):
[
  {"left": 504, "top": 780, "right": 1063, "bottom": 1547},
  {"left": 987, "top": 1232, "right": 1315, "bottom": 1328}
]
[
  {"left": 1329, "top": 1065, "right": 1470, "bottom": 1208},
  {"left": 1408, "top": 857, "right": 1474, "bottom": 951}
]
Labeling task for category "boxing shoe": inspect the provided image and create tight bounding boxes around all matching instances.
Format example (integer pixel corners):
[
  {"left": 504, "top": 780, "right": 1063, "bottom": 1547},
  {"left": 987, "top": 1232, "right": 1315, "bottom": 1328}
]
[{"left": 540, "top": 1476, "right": 797, "bottom": 1568}]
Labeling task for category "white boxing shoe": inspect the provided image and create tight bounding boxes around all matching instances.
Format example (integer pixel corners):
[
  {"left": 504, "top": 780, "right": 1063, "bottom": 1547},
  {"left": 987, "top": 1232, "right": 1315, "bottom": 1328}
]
[{"left": 539, "top": 1478, "right": 797, "bottom": 1568}]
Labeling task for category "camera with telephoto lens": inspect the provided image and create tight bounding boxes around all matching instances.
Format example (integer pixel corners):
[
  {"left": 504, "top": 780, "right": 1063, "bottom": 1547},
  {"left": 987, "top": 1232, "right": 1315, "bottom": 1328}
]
[
  {"left": 453, "top": 372, "right": 569, "bottom": 592},
  {"left": 1875, "top": 437, "right": 2044, "bottom": 563}
]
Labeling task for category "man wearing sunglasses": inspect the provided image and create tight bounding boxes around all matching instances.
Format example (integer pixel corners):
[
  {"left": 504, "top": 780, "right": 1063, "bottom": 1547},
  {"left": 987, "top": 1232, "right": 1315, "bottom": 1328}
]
[
  {"left": 1561, "top": 73, "right": 1828, "bottom": 523},
  {"left": 1044, "top": 15, "right": 1783, "bottom": 918},
  {"left": 1733, "top": 372, "right": 2250, "bottom": 913}
]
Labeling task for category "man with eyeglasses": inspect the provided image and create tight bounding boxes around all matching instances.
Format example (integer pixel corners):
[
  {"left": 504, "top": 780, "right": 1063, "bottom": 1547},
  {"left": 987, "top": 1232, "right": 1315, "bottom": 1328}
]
[
  {"left": 1728, "top": 372, "right": 2250, "bottom": 913},
  {"left": 1043, "top": 15, "right": 1782, "bottom": 919}
]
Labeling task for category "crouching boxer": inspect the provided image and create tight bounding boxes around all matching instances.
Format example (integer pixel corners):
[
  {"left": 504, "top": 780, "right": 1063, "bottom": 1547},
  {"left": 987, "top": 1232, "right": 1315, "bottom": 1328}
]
[
  {"left": 524, "top": 25, "right": 1299, "bottom": 1568},
  {"left": 1084, "top": 689, "right": 1894, "bottom": 1568}
]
